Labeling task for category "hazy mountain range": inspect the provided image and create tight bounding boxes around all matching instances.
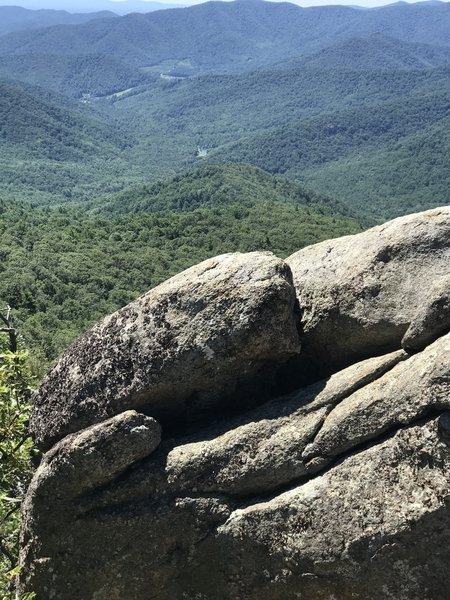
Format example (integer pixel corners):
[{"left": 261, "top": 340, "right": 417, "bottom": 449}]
[
  {"left": 0, "top": 1, "right": 182, "bottom": 15},
  {"left": 1, "top": 1, "right": 450, "bottom": 70},
  {"left": 0, "top": 6, "right": 118, "bottom": 35},
  {"left": 0, "top": 0, "right": 449, "bottom": 360}
]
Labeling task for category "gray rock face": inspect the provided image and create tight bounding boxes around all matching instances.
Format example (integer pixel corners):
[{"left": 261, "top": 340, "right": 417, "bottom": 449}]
[
  {"left": 30, "top": 252, "right": 300, "bottom": 450},
  {"left": 19, "top": 333, "right": 450, "bottom": 600},
  {"left": 286, "top": 206, "right": 450, "bottom": 376},
  {"left": 18, "top": 209, "right": 450, "bottom": 600},
  {"left": 302, "top": 333, "right": 450, "bottom": 469},
  {"left": 211, "top": 415, "right": 450, "bottom": 600},
  {"left": 166, "top": 350, "right": 407, "bottom": 497},
  {"left": 402, "top": 275, "right": 450, "bottom": 352}
]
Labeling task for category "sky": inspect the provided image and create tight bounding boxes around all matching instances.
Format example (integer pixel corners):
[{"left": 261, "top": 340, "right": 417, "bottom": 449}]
[{"left": 0, "top": 0, "right": 448, "bottom": 10}]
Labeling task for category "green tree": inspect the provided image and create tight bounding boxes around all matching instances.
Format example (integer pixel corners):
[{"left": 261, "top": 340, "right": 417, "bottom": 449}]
[{"left": 0, "top": 308, "right": 36, "bottom": 600}]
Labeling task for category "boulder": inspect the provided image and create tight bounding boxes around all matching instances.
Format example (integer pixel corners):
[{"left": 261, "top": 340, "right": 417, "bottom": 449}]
[
  {"left": 18, "top": 336, "right": 450, "bottom": 599},
  {"left": 22, "top": 411, "right": 161, "bottom": 504},
  {"left": 210, "top": 415, "right": 450, "bottom": 600},
  {"left": 302, "top": 331, "right": 450, "bottom": 469},
  {"left": 30, "top": 252, "right": 300, "bottom": 450},
  {"left": 165, "top": 349, "right": 406, "bottom": 497},
  {"left": 402, "top": 275, "right": 450, "bottom": 352},
  {"left": 18, "top": 208, "right": 450, "bottom": 600},
  {"left": 286, "top": 206, "right": 450, "bottom": 377}
]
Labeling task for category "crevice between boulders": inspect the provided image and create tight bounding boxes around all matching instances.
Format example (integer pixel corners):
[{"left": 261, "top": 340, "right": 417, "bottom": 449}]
[
  {"left": 230, "top": 408, "right": 450, "bottom": 512},
  {"left": 71, "top": 346, "right": 410, "bottom": 514},
  {"left": 74, "top": 409, "right": 450, "bottom": 543}
]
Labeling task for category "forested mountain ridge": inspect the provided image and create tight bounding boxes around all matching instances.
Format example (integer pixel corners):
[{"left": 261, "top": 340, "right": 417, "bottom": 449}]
[
  {"left": 100, "top": 163, "right": 358, "bottom": 219},
  {"left": 1, "top": 3, "right": 449, "bottom": 212},
  {"left": 0, "top": 53, "right": 151, "bottom": 98},
  {"left": 0, "top": 80, "right": 140, "bottom": 203},
  {"left": 0, "top": 1, "right": 450, "bottom": 76},
  {"left": 202, "top": 88, "right": 450, "bottom": 218},
  {"left": 301, "top": 115, "right": 450, "bottom": 220},
  {"left": 2, "top": 52, "right": 450, "bottom": 213},
  {"left": 0, "top": 164, "right": 362, "bottom": 370},
  {"left": 0, "top": 80, "right": 130, "bottom": 156},
  {"left": 286, "top": 33, "right": 450, "bottom": 71},
  {"left": 6, "top": 0, "right": 181, "bottom": 15},
  {"left": 0, "top": 6, "right": 117, "bottom": 36},
  {"left": 102, "top": 61, "right": 450, "bottom": 218}
]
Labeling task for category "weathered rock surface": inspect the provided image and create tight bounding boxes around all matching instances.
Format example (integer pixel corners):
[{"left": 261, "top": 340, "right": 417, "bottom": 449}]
[
  {"left": 22, "top": 411, "right": 161, "bottom": 505},
  {"left": 165, "top": 349, "right": 407, "bottom": 497},
  {"left": 286, "top": 206, "right": 450, "bottom": 376},
  {"left": 19, "top": 334, "right": 450, "bottom": 599},
  {"left": 210, "top": 416, "right": 450, "bottom": 600},
  {"left": 402, "top": 275, "right": 450, "bottom": 352},
  {"left": 18, "top": 208, "right": 450, "bottom": 600},
  {"left": 302, "top": 332, "right": 450, "bottom": 469},
  {"left": 30, "top": 251, "right": 300, "bottom": 450}
]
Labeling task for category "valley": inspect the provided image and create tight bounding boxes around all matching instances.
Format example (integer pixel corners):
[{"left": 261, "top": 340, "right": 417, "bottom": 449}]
[
  {"left": 0, "top": 0, "right": 449, "bottom": 365},
  {"left": 1, "top": 3, "right": 450, "bottom": 597}
]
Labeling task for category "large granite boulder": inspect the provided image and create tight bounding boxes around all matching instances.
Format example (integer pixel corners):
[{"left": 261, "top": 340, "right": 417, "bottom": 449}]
[
  {"left": 402, "top": 274, "right": 450, "bottom": 353},
  {"left": 18, "top": 333, "right": 450, "bottom": 599},
  {"left": 18, "top": 208, "right": 450, "bottom": 600},
  {"left": 286, "top": 206, "right": 450, "bottom": 377},
  {"left": 210, "top": 414, "right": 450, "bottom": 600},
  {"left": 30, "top": 251, "right": 301, "bottom": 450}
]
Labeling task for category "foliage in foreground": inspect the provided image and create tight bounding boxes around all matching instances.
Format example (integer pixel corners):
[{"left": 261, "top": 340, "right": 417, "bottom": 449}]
[{"left": 0, "top": 328, "right": 36, "bottom": 600}]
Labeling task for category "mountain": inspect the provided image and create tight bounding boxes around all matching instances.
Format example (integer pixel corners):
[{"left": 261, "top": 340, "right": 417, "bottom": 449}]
[
  {"left": 202, "top": 88, "right": 450, "bottom": 218},
  {"left": 0, "top": 6, "right": 116, "bottom": 36},
  {"left": 0, "top": 81, "right": 139, "bottom": 203},
  {"left": 290, "top": 33, "right": 450, "bottom": 71},
  {"left": 302, "top": 115, "right": 450, "bottom": 220},
  {"left": 116, "top": 64, "right": 450, "bottom": 141},
  {"left": 101, "top": 62, "right": 450, "bottom": 218},
  {"left": 0, "top": 163, "right": 362, "bottom": 366},
  {"left": 0, "top": 80, "right": 126, "bottom": 157},
  {"left": 0, "top": 2, "right": 448, "bottom": 238},
  {"left": 0, "top": 53, "right": 151, "bottom": 97},
  {"left": 100, "top": 162, "right": 357, "bottom": 218},
  {"left": 0, "top": 2, "right": 332, "bottom": 73},
  {"left": 0, "top": 1, "right": 182, "bottom": 15},
  {"left": 0, "top": 1, "right": 450, "bottom": 76},
  {"left": 3, "top": 53, "right": 449, "bottom": 212}
]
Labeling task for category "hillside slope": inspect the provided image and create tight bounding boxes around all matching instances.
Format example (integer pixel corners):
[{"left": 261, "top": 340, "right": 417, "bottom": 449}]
[
  {"left": 293, "top": 33, "right": 450, "bottom": 71},
  {"left": 0, "top": 1, "right": 449, "bottom": 75},
  {"left": 0, "top": 81, "right": 140, "bottom": 203},
  {"left": 0, "top": 6, "right": 116, "bottom": 36},
  {"left": 112, "top": 65, "right": 450, "bottom": 144},
  {"left": 204, "top": 89, "right": 450, "bottom": 218},
  {"left": 0, "top": 164, "right": 362, "bottom": 366},
  {"left": 0, "top": 53, "right": 150, "bottom": 98},
  {"left": 302, "top": 116, "right": 450, "bottom": 219},
  {"left": 102, "top": 163, "right": 355, "bottom": 218}
]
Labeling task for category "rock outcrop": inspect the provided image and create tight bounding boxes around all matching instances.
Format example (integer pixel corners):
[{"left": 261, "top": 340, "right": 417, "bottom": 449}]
[
  {"left": 18, "top": 207, "right": 450, "bottom": 600},
  {"left": 31, "top": 251, "right": 300, "bottom": 451},
  {"left": 402, "top": 274, "right": 450, "bottom": 352},
  {"left": 286, "top": 206, "right": 450, "bottom": 377}
]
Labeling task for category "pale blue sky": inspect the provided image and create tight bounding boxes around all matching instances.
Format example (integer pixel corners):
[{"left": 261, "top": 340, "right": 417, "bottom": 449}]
[
  {"left": 115, "top": 0, "right": 449, "bottom": 6},
  {"left": 0, "top": 0, "right": 449, "bottom": 10},
  {"left": 109, "top": 0, "right": 449, "bottom": 5}
]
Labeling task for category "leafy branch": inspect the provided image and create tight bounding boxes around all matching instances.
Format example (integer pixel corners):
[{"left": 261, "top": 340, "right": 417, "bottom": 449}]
[{"left": 0, "top": 308, "right": 36, "bottom": 600}]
